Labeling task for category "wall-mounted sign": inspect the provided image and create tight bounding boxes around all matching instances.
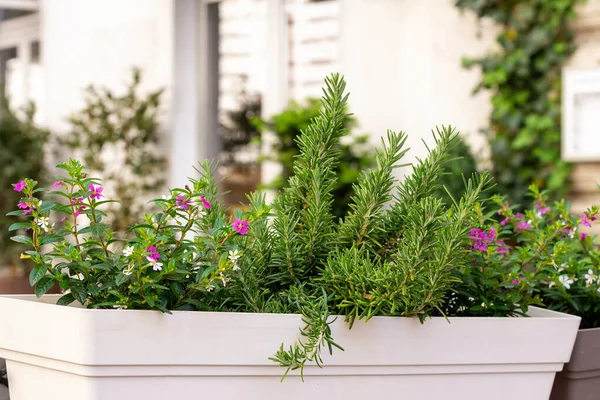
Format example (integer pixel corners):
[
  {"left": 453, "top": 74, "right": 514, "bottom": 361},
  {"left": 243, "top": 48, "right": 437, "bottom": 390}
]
[{"left": 563, "top": 68, "right": 600, "bottom": 161}]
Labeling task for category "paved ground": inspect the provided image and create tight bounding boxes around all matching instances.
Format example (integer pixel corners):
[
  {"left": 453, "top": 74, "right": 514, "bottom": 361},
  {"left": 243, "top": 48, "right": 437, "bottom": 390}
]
[{"left": 0, "top": 358, "right": 7, "bottom": 400}]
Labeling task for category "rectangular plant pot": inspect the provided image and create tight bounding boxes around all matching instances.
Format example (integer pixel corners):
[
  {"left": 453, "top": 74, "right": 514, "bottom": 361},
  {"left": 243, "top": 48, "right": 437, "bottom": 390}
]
[
  {"left": 0, "top": 295, "right": 581, "bottom": 400},
  {"left": 550, "top": 327, "right": 600, "bottom": 400}
]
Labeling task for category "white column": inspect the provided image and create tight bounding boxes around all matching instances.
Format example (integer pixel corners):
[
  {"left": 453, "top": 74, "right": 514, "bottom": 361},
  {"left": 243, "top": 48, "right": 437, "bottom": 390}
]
[
  {"left": 171, "top": 0, "right": 220, "bottom": 188},
  {"left": 17, "top": 39, "right": 30, "bottom": 105},
  {"left": 262, "top": 0, "right": 289, "bottom": 202}
]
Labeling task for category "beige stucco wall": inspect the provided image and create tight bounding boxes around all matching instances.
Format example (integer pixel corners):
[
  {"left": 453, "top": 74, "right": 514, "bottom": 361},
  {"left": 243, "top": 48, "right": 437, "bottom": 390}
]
[{"left": 566, "top": 0, "right": 600, "bottom": 215}]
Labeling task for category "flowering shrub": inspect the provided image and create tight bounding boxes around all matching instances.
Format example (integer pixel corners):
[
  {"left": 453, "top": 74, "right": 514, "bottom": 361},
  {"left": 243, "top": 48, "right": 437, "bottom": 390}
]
[
  {"left": 10, "top": 74, "right": 513, "bottom": 378},
  {"left": 454, "top": 185, "right": 600, "bottom": 328},
  {"left": 9, "top": 159, "right": 268, "bottom": 310}
]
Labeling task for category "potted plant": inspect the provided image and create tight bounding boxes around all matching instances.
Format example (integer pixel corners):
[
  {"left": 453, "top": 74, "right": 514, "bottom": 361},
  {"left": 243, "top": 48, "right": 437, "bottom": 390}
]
[
  {"left": 465, "top": 187, "right": 600, "bottom": 400},
  {"left": 0, "top": 75, "right": 580, "bottom": 400}
]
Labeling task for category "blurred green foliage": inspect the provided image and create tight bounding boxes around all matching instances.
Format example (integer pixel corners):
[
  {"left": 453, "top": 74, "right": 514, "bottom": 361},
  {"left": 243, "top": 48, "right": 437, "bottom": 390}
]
[
  {"left": 0, "top": 92, "right": 48, "bottom": 267},
  {"left": 456, "top": 0, "right": 580, "bottom": 206},
  {"left": 254, "top": 98, "right": 375, "bottom": 218}
]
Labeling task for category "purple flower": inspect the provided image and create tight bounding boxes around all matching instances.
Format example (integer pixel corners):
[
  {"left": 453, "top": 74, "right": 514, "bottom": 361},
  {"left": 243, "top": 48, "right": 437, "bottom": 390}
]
[
  {"left": 511, "top": 279, "right": 519, "bottom": 285},
  {"left": 175, "top": 195, "right": 191, "bottom": 211},
  {"left": 515, "top": 212, "right": 524, "bottom": 219},
  {"left": 580, "top": 214, "right": 592, "bottom": 228},
  {"left": 232, "top": 218, "right": 249, "bottom": 235},
  {"left": 89, "top": 184, "right": 103, "bottom": 200},
  {"left": 581, "top": 233, "right": 588, "bottom": 240},
  {"left": 13, "top": 180, "right": 27, "bottom": 192},
  {"left": 537, "top": 207, "right": 550, "bottom": 216},
  {"left": 201, "top": 196, "right": 211, "bottom": 209},
  {"left": 469, "top": 227, "right": 497, "bottom": 252},
  {"left": 17, "top": 201, "right": 34, "bottom": 216},
  {"left": 500, "top": 217, "right": 509, "bottom": 226},
  {"left": 516, "top": 220, "right": 531, "bottom": 230},
  {"left": 496, "top": 240, "right": 509, "bottom": 255},
  {"left": 52, "top": 181, "right": 64, "bottom": 188},
  {"left": 146, "top": 246, "right": 160, "bottom": 262},
  {"left": 70, "top": 197, "right": 86, "bottom": 218}
]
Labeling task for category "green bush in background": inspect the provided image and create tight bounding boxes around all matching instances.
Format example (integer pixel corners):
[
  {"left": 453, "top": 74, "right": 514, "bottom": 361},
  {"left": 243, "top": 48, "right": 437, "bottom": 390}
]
[
  {"left": 456, "top": 0, "right": 580, "bottom": 207},
  {"left": 0, "top": 92, "right": 48, "bottom": 268}
]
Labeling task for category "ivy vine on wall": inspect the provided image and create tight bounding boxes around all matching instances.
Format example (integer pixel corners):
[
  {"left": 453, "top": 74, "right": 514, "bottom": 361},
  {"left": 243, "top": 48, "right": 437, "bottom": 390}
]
[{"left": 456, "top": 0, "right": 582, "bottom": 206}]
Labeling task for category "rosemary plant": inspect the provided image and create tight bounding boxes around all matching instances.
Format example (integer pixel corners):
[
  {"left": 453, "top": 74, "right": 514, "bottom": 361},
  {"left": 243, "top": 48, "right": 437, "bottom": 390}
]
[{"left": 10, "top": 74, "right": 501, "bottom": 380}]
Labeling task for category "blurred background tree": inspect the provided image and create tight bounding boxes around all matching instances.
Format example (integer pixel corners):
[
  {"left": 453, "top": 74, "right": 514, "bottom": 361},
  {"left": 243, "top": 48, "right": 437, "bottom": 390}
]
[
  {"left": 0, "top": 91, "right": 48, "bottom": 268},
  {"left": 59, "top": 69, "right": 167, "bottom": 233}
]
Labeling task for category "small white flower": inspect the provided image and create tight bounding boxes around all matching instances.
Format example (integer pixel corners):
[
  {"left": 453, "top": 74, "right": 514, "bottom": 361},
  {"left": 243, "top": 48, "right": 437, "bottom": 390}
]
[
  {"left": 481, "top": 302, "right": 486, "bottom": 308},
  {"left": 185, "top": 274, "right": 190, "bottom": 279},
  {"left": 206, "top": 284, "right": 215, "bottom": 292},
  {"left": 228, "top": 249, "right": 242, "bottom": 263},
  {"left": 559, "top": 275, "right": 574, "bottom": 290},
  {"left": 468, "top": 297, "right": 474, "bottom": 302},
  {"left": 123, "top": 265, "right": 134, "bottom": 276},
  {"left": 37, "top": 216, "right": 50, "bottom": 232},
  {"left": 123, "top": 246, "right": 134, "bottom": 257},
  {"left": 585, "top": 269, "right": 596, "bottom": 286},
  {"left": 197, "top": 209, "right": 207, "bottom": 219},
  {"left": 549, "top": 281, "right": 555, "bottom": 288},
  {"left": 232, "top": 265, "right": 241, "bottom": 272},
  {"left": 219, "top": 273, "right": 231, "bottom": 286},
  {"left": 152, "top": 262, "right": 163, "bottom": 271},
  {"left": 38, "top": 200, "right": 43, "bottom": 207}
]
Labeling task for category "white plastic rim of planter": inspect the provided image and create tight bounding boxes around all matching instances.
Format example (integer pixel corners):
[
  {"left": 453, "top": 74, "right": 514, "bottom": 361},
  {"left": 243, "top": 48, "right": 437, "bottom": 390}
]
[{"left": 0, "top": 295, "right": 581, "bottom": 400}]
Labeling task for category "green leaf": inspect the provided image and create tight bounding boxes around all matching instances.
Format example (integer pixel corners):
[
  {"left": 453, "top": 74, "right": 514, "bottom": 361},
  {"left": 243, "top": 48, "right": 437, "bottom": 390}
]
[
  {"left": 56, "top": 293, "right": 75, "bottom": 306},
  {"left": 115, "top": 273, "right": 129, "bottom": 286},
  {"left": 89, "top": 222, "right": 110, "bottom": 237},
  {"left": 69, "top": 284, "right": 88, "bottom": 304},
  {"left": 6, "top": 210, "right": 25, "bottom": 216},
  {"left": 35, "top": 276, "right": 56, "bottom": 297},
  {"left": 11, "top": 235, "right": 34, "bottom": 246},
  {"left": 87, "top": 284, "right": 101, "bottom": 297},
  {"left": 8, "top": 222, "right": 32, "bottom": 232},
  {"left": 29, "top": 264, "right": 46, "bottom": 286},
  {"left": 40, "top": 234, "right": 64, "bottom": 246}
]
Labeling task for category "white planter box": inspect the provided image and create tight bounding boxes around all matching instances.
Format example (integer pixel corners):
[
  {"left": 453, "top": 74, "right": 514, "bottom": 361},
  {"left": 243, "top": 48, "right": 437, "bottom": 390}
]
[{"left": 0, "top": 295, "right": 580, "bottom": 400}]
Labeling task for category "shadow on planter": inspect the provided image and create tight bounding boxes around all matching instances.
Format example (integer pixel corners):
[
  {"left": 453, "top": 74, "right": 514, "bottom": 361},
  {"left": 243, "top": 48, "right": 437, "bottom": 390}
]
[{"left": 550, "top": 327, "right": 600, "bottom": 400}]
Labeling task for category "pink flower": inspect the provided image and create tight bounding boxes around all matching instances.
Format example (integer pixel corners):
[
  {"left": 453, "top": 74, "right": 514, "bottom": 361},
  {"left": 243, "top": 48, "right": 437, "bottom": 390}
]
[
  {"left": 201, "top": 196, "right": 211, "bottom": 209},
  {"left": 496, "top": 240, "right": 509, "bottom": 255},
  {"left": 175, "top": 195, "right": 191, "bottom": 211},
  {"left": 70, "top": 197, "right": 86, "bottom": 218},
  {"left": 146, "top": 246, "right": 160, "bottom": 262},
  {"left": 17, "top": 202, "right": 34, "bottom": 216},
  {"left": 515, "top": 212, "right": 524, "bottom": 219},
  {"left": 511, "top": 279, "right": 519, "bottom": 285},
  {"left": 537, "top": 207, "right": 550, "bottom": 216},
  {"left": 232, "top": 218, "right": 249, "bottom": 235},
  {"left": 469, "top": 227, "right": 498, "bottom": 252},
  {"left": 13, "top": 180, "right": 26, "bottom": 192},
  {"left": 89, "top": 184, "right": 103, "bottom": 200},
  {"left": 500, "top": 217, "right": 509, "bottom": 226},
  {"left": 580, "top": 214, "right": 592, "bottom": 228},
  {"left": 581, "top": 233, "right": 588, "bottom": 240},
  {"left": 516, "top": 220, "right": 531, "bottom": 230},
  {"left": 52, "top": 181, "right": 64, "bottom": 188}
]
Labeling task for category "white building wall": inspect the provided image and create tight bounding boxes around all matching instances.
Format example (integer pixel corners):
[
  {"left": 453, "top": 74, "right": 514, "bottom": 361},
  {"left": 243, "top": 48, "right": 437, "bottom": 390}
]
[
  {"left": 337, "top": 0, "right": 497, "bottom": 177},
  {"left": 40, "top": 0, "right": 173, "bottom": 133}
]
